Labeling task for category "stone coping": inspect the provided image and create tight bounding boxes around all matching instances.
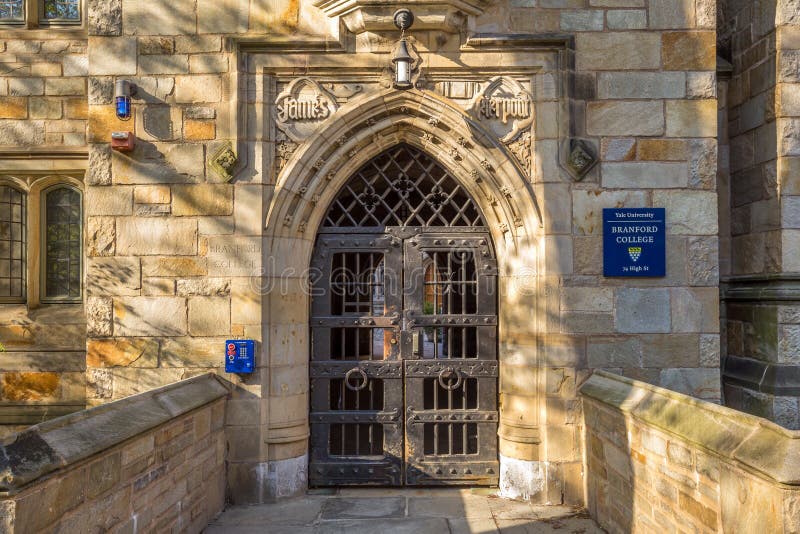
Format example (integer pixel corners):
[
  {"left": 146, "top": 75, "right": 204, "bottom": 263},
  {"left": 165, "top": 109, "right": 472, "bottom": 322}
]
[
  {"left": 580, "top": 371, "right": 800, "bottom": 486},
  {"left": 0, "top": 373, "right": 229, "bottom": 493},
  {"left": 724, "top": 355, "right": 800, "bottom": 396},
  {"left": 721, "top": 275, "right": 800, "bottom": 301}
]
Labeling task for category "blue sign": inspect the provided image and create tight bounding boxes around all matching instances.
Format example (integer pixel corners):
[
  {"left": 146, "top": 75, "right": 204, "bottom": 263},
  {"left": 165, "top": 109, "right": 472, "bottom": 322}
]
[
  {"left": 225, "top": 339, "right": 255, "bottom": 374},
  {"left": 603, "top": 208, "right": 665, "bottom": 277}
]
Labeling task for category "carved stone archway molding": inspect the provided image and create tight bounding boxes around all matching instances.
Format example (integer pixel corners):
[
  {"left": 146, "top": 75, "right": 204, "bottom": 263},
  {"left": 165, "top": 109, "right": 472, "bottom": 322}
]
[
  {"left": 260, "top": 89, "right": 546, "bottom": 495},
  {"left": 265, "top": 87, "right": 542, "bottom": 253}
]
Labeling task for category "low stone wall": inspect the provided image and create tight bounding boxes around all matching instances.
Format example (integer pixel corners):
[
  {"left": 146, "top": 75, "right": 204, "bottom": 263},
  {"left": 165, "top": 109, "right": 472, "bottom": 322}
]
[
  {"left": 0, "top": 373, "right": 228, "bottom": 533},
  {"left": 581, "top": 371, "right": 800, "bottom": 533}
]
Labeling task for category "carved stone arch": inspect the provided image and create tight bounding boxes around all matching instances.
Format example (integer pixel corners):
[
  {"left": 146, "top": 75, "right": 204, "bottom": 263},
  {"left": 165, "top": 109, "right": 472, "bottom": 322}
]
[
  {"left": 264, "top": 88, "right": 542, "bottom": 258},
  {"left": 29, "top": 174, "right": 85, "bottom": 196},
  {"left": 0, "top": 175, "right": 31, "bottom": 193},
  {"left": 260, "top": 89, "right": 546, "bottom": 486}
]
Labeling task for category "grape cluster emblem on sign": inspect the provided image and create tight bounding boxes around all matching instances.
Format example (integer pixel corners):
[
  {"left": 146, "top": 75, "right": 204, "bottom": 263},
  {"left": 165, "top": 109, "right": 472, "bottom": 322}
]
[{"left": 628, "top": 247, "right": 642, "bottom": 262}]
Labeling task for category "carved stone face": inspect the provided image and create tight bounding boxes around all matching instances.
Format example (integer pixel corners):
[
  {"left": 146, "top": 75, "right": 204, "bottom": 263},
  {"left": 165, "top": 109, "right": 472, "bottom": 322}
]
[{"left": 568, "top": 145, "right": 593, "bottom": 173}]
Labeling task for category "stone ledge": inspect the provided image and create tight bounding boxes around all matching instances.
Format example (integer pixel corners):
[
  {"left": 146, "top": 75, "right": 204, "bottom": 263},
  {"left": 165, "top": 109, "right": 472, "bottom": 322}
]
[
  {"left": 724, "top": 355, "right": 800, "bottom": 396},
  {"left": 0, "top": 373, "right": 229, "bottom": 492},
  {"left": 722, "top": 275, "right": 800, "bottom": 302},
  {"left": 580, "top": 370, "right": 800, "bottom": 486},
  {"left": 0, "top": 403, "right": 85, "bottom": 426},
  {"left": 313, "top": 0, "right": 496, "bottom": 33}
]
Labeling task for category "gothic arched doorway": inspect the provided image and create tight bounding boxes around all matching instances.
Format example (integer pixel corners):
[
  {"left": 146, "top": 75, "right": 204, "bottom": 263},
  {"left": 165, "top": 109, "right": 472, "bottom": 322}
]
[{"left": 309, "top": 144, "right": 499, "bottom": 486}]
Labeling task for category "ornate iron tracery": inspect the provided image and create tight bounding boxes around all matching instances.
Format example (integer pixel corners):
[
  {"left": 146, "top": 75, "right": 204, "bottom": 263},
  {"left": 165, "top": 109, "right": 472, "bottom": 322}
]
[{"left": 323, "top": 144, "right": 485, "bottom": 228}]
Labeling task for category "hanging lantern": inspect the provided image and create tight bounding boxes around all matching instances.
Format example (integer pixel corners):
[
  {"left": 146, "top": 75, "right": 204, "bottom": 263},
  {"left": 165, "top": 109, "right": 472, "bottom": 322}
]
[
  {"left": 392, "top": 38, "right": 414, "bottom": 89},
  {"left": 392, "top": 9, "right": 415, "bottom": 90}
]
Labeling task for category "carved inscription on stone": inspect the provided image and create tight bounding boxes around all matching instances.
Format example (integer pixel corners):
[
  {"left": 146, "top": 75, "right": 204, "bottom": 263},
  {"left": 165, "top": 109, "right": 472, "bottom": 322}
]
[
  {"left": 477, "top": 95, "right": 530, "bottom": 125},
  {"left": 277, "top": 96, "right": 329, "bottom": 122},
  {"left": 467, "top": 76, "right": 534, "bottom": 143},
  {"left": 207, "top": 236, "right": 261, "bottom": 277},
  {"left": 275, "top": 77, "right": 338, "bottom": 142}
]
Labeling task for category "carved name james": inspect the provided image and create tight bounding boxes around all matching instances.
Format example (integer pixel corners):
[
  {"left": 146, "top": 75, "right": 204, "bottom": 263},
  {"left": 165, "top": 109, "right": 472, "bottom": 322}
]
[
  {"left": 276, "top": 96, "right": 330, "bottom": 122},
  {"left": 274, "top": 77, "right": 338, "bottom": 142}
]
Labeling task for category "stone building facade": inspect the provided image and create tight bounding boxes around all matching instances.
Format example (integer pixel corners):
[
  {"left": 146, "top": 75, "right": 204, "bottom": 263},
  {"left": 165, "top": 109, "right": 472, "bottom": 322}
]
[{"left": 0, "top": 0, "right": 795, "bottom": 504}]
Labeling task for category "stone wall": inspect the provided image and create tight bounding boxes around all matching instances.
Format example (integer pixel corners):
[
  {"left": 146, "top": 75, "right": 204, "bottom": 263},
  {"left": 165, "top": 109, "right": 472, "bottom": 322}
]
[
  {"left": 722, "top": 0, "right": 781, "bottom": 275},
  {"left": 0, "top": 29, "right": 89, "bottom": 427},
  {"left": 0, "top": 34, "right": 87, "bottom": 146},
  {"left": 581, "top": 371, "right": 800, "bottom": 533},
  {"left": 0, "top": 373, "right": 227, "bottom": 533},
  {"left": 719, "top": 0, "right": 800, "bottom": 429},
  {"left": 524, "top": 0, "right": 721, "bottom": 501},
  {"left": 0, "top": 305, "right": 86, "bottom": 433},
  {"left": 0, "top": 0, "right": 728, "bottom": 503}
]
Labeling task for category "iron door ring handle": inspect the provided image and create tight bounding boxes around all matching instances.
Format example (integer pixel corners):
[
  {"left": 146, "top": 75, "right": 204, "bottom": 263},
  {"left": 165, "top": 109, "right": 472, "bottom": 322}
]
[
  {"left": 438, "top": 367, "right": 463, "bottom": 391},
  {"left": 344, "top": 367, "right": 369, "bottom": 391}
]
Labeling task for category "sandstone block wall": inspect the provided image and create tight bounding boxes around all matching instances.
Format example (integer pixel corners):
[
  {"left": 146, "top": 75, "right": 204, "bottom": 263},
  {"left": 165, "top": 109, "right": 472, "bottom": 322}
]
[
  {"left": 0, "top": 305, "right": 86, "bottom": 435},
  {"left": 0, "top": 374, "right": 227, "bottom": 533},
  {"left": 524, "top": 0, "right": 721, "bottom": 499},
  {"left": 718, "top": 0, "right": 800, "bottom": 429},
  {"left": 0, "top": 30, "right": 89, "bottom": 429},
  {"left": 582, "top": 371, "right": 800, "bottom": 533},
  {"left": 0, "top": 35, "right": 87, "bottom": 146},
  {"left": 722, "top": 0, "right": 782, "bottom": 274},
  {"left": 82, "top": 1, "right": 271, "bottom": 408},
  {"left": 0, "top": 0, "right": 733, "bottom": 504}
]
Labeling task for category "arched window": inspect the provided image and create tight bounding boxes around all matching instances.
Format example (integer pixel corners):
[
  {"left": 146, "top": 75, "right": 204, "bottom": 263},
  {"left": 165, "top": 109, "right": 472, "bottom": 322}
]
[
  {"left": 42, "top": 185, "right": 81, "bottom": 302},
  {"left": 0, "top": 184, "right": 26, "bottom": 303}
]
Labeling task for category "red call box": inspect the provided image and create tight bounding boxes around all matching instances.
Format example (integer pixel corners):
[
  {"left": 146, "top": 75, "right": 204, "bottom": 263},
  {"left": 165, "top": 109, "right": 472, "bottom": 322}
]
[{"left": 111, "top": 131, "right": 135, "bottom": 152}]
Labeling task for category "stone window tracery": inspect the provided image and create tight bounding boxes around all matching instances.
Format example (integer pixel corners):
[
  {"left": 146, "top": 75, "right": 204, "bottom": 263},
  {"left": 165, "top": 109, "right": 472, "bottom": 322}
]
[
  {"left": 0, "top": 185, "right": 26, "bottom": 303},
  {"left": 0, "top": 177, "right": 83, "bottom": 306}
]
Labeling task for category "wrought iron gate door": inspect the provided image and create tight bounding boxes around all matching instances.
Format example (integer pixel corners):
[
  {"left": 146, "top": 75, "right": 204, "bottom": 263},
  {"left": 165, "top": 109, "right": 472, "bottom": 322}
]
[{"left": 309, "top": 229, "right": 499, "bottom": 486}]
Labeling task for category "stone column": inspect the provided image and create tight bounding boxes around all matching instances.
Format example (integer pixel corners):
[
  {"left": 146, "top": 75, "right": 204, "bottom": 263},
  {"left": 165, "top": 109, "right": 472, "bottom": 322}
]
[{"left": 720, "top": 0, "right": 800, "bottom": 430}]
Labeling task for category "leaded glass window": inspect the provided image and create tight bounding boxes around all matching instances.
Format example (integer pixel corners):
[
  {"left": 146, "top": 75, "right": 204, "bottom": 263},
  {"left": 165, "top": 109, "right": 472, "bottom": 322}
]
[
  {"left": 0, "top": 185, "right": 25, "bottom": 302},
  {"left": 0, "top": 0, "right": 24, "bottom": 22},
  {"left": 40, "top": 0, "right": 79, "bottom": 22},
  {"left": 44, "top": 186, "right": 81, "bottom": 301}
]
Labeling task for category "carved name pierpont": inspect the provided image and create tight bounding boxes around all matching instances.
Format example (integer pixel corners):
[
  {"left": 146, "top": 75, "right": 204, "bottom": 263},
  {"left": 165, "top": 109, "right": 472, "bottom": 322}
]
[
  {"left": 274, "top": 77, "right": 338, "bottom": 142},
  {"left": 467, "top": 76, "right": 534, "bottom": 143},
  {"left": 477, "top": 94, "right": 531, "bottom": 125}
]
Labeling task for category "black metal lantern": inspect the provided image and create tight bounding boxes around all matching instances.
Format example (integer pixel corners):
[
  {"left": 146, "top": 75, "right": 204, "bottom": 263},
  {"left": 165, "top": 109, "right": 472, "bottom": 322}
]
[{"left": 392, "top": 9, "right": 415, "bottom": 90}]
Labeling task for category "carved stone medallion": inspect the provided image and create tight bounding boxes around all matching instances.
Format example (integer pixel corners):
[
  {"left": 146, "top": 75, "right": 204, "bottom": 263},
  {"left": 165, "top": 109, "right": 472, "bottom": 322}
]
[
  {"left": 209, "top": 142, "right": 238, "bottom": 182},
  {"left": 275, "top": 77, "right": 338, "bottom": 143},
  {"left": 467, "top": 76, "right": 534, "bottom": 143}
]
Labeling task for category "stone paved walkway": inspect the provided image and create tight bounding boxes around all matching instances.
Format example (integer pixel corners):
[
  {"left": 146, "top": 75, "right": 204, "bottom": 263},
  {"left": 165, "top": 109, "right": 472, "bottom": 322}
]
[{"left": 204, "top": 488, "right": 605, "bottom": 533}]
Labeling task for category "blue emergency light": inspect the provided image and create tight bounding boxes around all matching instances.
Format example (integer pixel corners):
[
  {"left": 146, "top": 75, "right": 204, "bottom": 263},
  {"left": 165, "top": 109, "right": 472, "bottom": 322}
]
[{"left": 114, "top": 80, "right": 136, "bottom": 121}]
